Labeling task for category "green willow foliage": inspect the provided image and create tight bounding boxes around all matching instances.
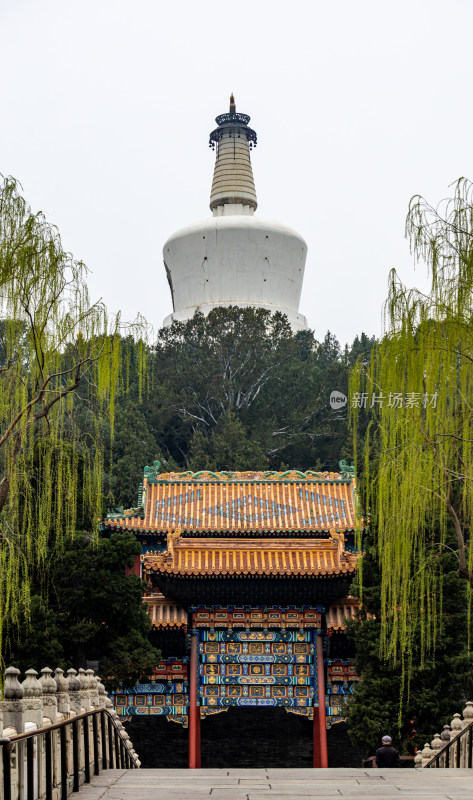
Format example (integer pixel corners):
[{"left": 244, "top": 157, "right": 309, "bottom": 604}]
[
  {"left": 350, "top": 178, "right": 473, "bottom": 674},
  {"left": 0, "top": 175, "right": 145, "bottom": 665}
]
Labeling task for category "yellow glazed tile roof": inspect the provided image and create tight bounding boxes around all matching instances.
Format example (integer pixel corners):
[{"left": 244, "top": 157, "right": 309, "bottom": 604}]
[
  {"left": 325, "top": 598, "right": 361, "bottom": 631},
  {"left": 104, "top": 470, "right": 356, "bottom": 534},
  {"left": 143, "top": 595, "right": 188, "bottom": 628},
  {"left": 143, "top": 533, "right": 357, "bottom": 578}
]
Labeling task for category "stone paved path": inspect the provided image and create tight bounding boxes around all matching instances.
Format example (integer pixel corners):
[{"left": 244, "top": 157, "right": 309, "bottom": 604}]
[{"left": 78, "top": 768, "right": 473, "bottom": 799}]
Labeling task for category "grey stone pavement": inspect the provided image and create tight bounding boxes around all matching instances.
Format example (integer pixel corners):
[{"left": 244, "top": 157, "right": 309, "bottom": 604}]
[{"left": 78, "top": 768, "right": 473, "bottom": 800}]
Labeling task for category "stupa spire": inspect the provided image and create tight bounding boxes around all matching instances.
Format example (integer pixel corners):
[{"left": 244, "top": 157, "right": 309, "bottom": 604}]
[{"left": 209, "top": 95, "right": 257, "bottom": 214}]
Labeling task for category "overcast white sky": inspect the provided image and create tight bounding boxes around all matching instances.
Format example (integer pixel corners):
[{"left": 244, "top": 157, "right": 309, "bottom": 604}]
[{"left": 2, "top": 0, "right": 472, "bottom": 345}]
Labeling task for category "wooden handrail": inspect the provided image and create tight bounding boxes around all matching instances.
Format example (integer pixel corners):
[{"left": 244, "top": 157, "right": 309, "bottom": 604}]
[
  {"left": 0, "top": 707, "right": 139, "bottom": 800},
  {"left": 2, "top": 708, "right": 131, "bottom": 749}
]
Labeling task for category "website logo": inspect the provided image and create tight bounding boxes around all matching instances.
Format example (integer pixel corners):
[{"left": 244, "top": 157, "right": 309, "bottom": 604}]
[{"left": 330, "top": 391, "right": 347, "bottom": 410}]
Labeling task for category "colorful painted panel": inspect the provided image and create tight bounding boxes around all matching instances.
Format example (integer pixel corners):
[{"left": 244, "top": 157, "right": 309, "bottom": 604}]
[
  {"left": 200, "top": 641, "right": 314, "bottom": 654},
  {"left": 136, "top": 533, "right": 165, "bottom": 556},
  {"left": 119, "top": 693, "right": 189, "bottom": 707},
  {"left": 196, "top": 626, "right": 319, "bottom": 709},
  {"left": 118, "top": 681, "right": 186, "bottom": 693},
  {"left": 201, "top": 629, "right": 313, "bottom": 642},
  {"left": 199, "top": 630, "right": 316, "bottom": 667},
  {"left": 192, "top": 607, "right": 323, "bottom": 629},
  {"left": 325, "top": 659, "right": 359, "bottom": 729},
  {"left": 125, "top": 706, "right": 188, "bottom": 716},
  {"left": 112, "top": 657, "right": 189, "bottom": 717},
  {"left": 200, "top": 662, "right": 314, "bottom": 682},
  {"left": 327, "top": 659, "right": 359, "bottom": 682},
  {"left": 153, "top": 657, "right": 188, "bottom": 680}
]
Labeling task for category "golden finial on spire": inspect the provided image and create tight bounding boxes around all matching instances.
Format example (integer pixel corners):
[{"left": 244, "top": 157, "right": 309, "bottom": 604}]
[{"left": 230, "top": 93, "right": 236, "bottom": 113}]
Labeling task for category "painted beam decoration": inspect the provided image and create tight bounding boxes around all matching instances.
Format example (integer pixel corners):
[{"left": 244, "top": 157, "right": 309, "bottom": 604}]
[
  {"left": 111, "top": 611, "right": 360, "bottom": 729},
  {"left": 112, "top": 658, "right": 189, "bottom": 724},
  {"left": 325, "top": 659, "right": 360, "bottom": 727},
  {"left": 195, "top": 608, "right": 321, "bottom": 710},
  {"left": 192, "top": 607, "right": 322, "bottom": 629}
]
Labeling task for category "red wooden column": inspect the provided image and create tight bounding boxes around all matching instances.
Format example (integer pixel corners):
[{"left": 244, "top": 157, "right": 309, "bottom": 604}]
[
  {"left": 196, "top": 706, "right": 201, "bottom": 768},
  {"left": 125, "top": 554, "right": 141, "bottom": 577},
  {"left": 313, "top": 706, "right": 321, "bottom": 768},
  {"left": 188, "top": 632, "right": 200, "bottom": 768},
  {"left": 313, "top": 634, "right": 328, "bottom": 768}
]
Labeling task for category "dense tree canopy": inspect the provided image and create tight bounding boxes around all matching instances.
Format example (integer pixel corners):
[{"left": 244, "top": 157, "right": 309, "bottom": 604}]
[
  {"left": 105, "top": 310, "right": 374, "bottom": 508},
  {"left": 7, "top": 531, "right": 160, "bottom": 688}
]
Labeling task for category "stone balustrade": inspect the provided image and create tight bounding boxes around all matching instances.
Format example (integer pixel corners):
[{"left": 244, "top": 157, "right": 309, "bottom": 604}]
[
  {"left": 414, "top": 701, "right": 473, "bottom": 768},
  {"left": 0, "top": 665, "right": 140, "bottom": 800}
]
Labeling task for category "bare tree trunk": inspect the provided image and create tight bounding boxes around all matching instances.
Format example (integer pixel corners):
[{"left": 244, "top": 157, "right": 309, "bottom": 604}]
[
  {"left": 0, "top": 475, "right": 9, "bottom": 513},
  {"left": 448, "top": 503, "right": 473, "bottom": 583}
]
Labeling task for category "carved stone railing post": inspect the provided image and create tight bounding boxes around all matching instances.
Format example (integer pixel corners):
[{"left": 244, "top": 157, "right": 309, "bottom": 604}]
[
  {"left": 41, "top": 667, "right": 58, "bottom": 725},
  {"left": 463, "top": 701, "right": 473, "bottom": 725},
  {"left": 107, "top": 697, "right": 122, "bottom": 727},
  {"left": 80, "top": 669, "right": 98, "bottom": 776},
  {"left": 21, "top": 669, "right": 43, "bottom": 800},
  {"left": 87, "top": 670, "right": 99, "bottom": 708},
  {"left": 460, "top": 701, "right": 473, "bottom": 766},
  {"left": 440, "top": 724, "right": 451, "bottom": 743},
  {"left": 55, "top": 668, "right": 70, "bottom": 720},
  {"left": 78, "top": 668, "right": 90, "bottom": 712},
  {"left": 2, "top": 667, "right": 25, "bottom": 733},
  {"left": 431, "top": 733, "right": 443, "bottom": 766},
  {"left": 67, "top": 668, "right": 81, "bottom": 716},
  {"left": 96, "top": 676, "right": 107, "bottom": 709},
  {"left": 421, "top": 741, "right": 434, "bottom": 767},
  {"left": 450, "top": 712, "right": 463, "bottom": 737},
  {"left": 39, "top": 668, "right": 56, "bottom": 800},
  {"left": 22, "top": 668, "right": 43, "bottom": 730},
  {"left": 21, "top": 666, "right": 43, "bottom": 797},
  {"left": 450, "top": 712, "right": 463, "bottom": 767}
]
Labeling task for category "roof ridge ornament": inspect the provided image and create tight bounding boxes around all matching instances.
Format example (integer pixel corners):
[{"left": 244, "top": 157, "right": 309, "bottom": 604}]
[
  {"left": 146, "top": 469, "right": 345, "bottom": 482},
  {"left": 339, "top": 460, "right": 355, "bottom": 480},
  {"left": 165, "top": 528, "right": 182, "bottom": 564},
  {"left": 144, "top": 459, "right": 162, "bottom": 481},
  {"left": 329, "top": 529, "right": 346, "bottom": 561}
]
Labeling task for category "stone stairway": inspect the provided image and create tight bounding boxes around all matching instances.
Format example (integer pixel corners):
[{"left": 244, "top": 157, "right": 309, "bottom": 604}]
[{"left": 78, "top": 767, "right": 473, "bottom": 800}]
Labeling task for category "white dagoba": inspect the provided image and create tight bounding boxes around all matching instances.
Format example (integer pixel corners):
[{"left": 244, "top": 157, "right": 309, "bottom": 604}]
[{"left": 162, "top": 96, "right": 308, "bottom": 330}]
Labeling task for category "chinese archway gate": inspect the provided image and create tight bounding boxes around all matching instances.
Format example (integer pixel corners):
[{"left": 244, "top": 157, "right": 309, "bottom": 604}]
[{"left": 103, "top": 465, "right": 360, "bottom": 768}]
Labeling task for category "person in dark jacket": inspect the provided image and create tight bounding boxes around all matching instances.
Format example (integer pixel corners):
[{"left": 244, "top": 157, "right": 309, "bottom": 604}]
[{"left": 376, "top": 735, "right": 401, "bottom": 767}]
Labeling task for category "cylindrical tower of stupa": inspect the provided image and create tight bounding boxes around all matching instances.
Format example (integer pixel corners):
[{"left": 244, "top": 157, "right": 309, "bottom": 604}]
[
  {"left": 162, "top": 96, "right": 308, "bottom": 330},
  {"left": 209, "top": 95, "right": 257, "bottom": 212}
]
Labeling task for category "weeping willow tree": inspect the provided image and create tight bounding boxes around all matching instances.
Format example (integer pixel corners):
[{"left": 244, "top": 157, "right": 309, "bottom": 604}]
[
  {"left": 351, "top": 178, "right": 473, "bottom": 677},
  {"left": 0, "top": 175, "right": 145, "bottom": 665}
]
